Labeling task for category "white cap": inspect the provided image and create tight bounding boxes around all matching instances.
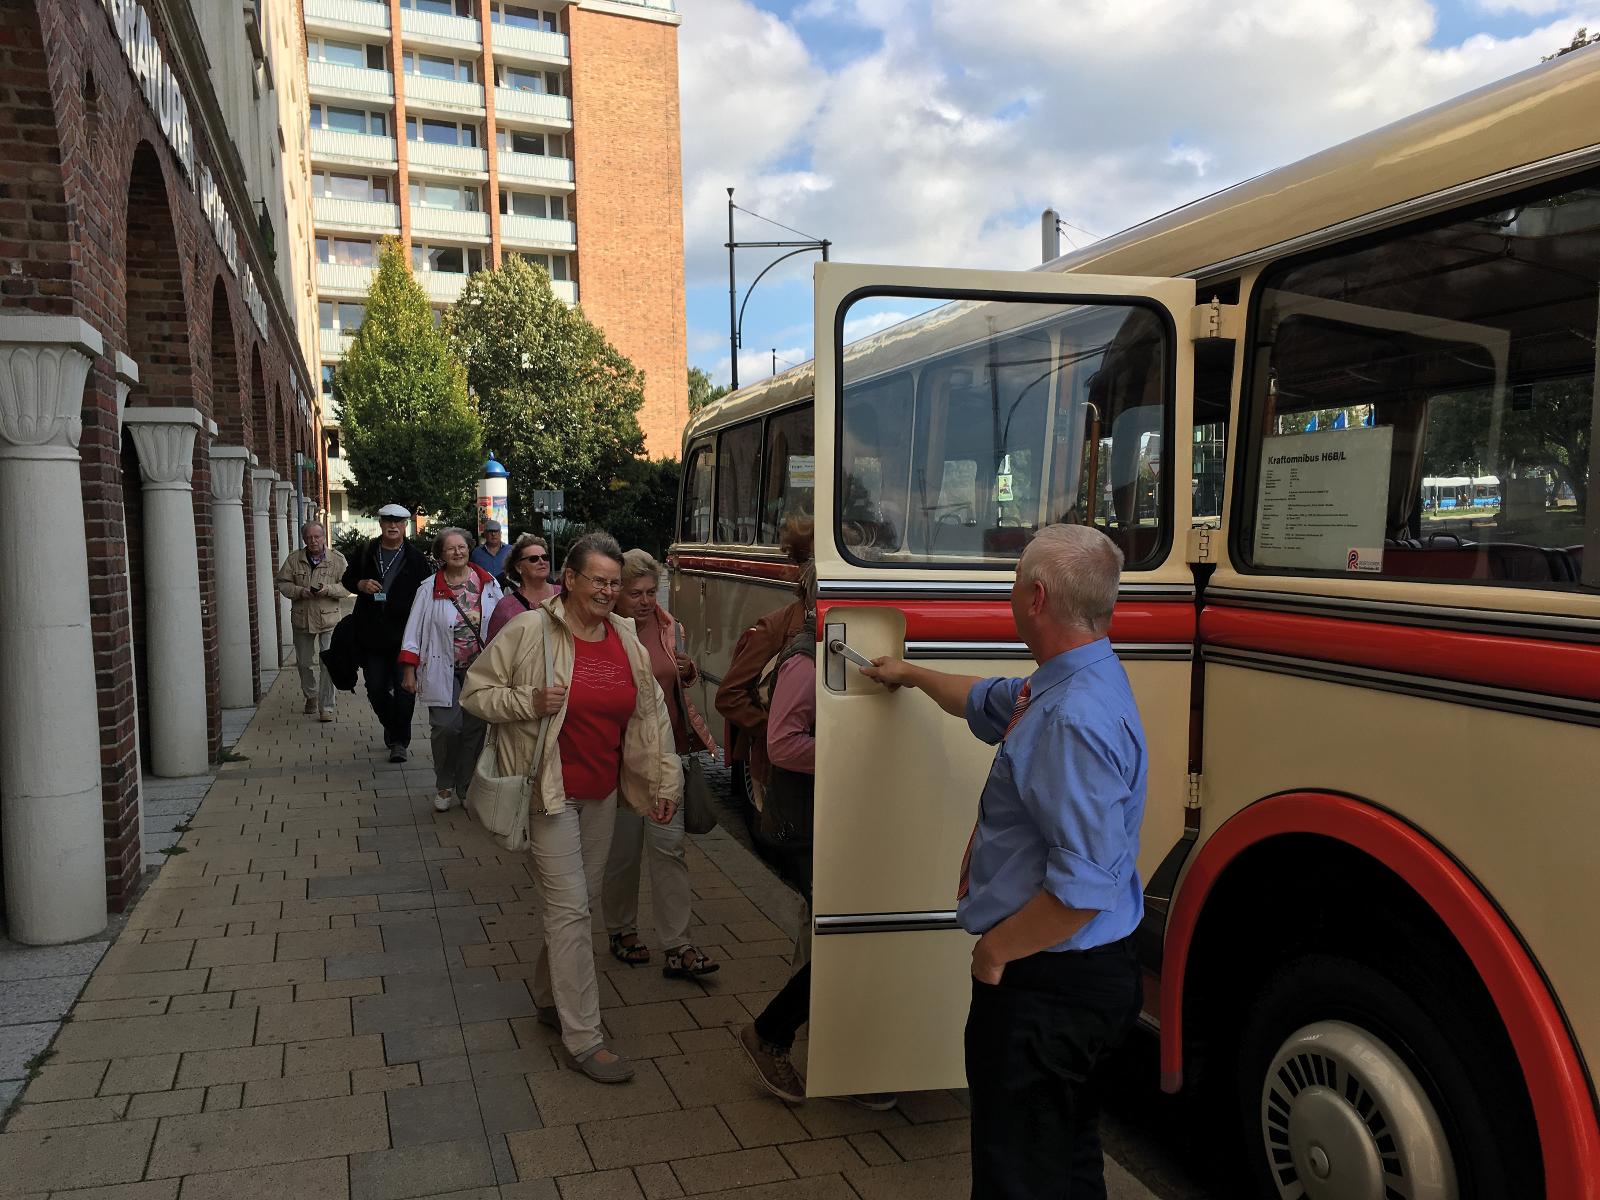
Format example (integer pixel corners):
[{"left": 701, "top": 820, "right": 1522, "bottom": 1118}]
[{"left": 377, "top": 503, "right": 409, "bottom": 519}]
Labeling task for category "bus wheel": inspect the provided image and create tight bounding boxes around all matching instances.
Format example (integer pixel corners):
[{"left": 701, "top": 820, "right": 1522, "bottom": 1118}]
[
  {"left": 731, "top": 762, "right": 765, "bottom": 845},
  {"left": 1237, "top": 954, "right": 1531, "bottom": 1200}
]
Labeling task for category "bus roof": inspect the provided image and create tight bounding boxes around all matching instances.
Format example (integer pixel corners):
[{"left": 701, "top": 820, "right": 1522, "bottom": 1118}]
[{"left": 685, "top": 46, "right": 1600, "bottom": 446}]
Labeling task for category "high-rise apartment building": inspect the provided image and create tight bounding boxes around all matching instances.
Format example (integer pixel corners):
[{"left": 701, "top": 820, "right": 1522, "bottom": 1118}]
[{"left": 303, "top": 0, "right": 688, "bottom": 531}]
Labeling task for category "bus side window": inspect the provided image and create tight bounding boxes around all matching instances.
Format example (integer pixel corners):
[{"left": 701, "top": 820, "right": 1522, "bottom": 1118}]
[
  {"left": 715, "top": 421, "right": 763, "bottom": 545},
  {"left": 1192, "top": 336, "right": 1234, "bottom": 523},
  {"left": 759, "top": 403, "right": 815, "bottom": 544},
  {"left": 680, "top": 440, "right": 714, "bottom": 543}
]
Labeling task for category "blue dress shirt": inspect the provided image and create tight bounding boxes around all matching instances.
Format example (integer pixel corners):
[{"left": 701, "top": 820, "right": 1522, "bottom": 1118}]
[
  {"left": 959, "top": 638, "right": 1148, "bottom": 952},
  {"left": 470, "top": 543, "right": 511, "bottom": 577}
]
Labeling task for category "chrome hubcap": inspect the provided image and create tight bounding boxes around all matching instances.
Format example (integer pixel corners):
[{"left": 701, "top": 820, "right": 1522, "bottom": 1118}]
[{"left": 1260, "top": 1019, "right": 1456, "bottom": 1200}]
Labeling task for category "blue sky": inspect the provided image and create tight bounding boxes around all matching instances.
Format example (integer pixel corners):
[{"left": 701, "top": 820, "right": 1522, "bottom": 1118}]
[{"left": 677, "top": 0, "right": 1599, "bottom": 387}]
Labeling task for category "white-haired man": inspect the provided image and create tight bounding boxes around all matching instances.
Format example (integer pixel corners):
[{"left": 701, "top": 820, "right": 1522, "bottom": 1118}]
[{"left": 864, "top": 524, "right": 1146, "bottom": 1200}]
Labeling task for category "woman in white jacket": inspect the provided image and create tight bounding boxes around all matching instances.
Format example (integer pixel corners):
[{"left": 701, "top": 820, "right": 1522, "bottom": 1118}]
[{"left": 399, "top": 528, "right": 503, "bottom": 812}]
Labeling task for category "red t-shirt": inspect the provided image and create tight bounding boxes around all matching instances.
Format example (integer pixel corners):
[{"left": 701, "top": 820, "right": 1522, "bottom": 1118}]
[{"left": 558, "top": 626, "right": 639, "bottom": 801}]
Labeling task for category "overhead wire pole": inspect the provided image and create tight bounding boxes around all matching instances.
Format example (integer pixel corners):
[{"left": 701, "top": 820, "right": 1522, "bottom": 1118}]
[{"left": 725, "top": 187, "right": 830, "bottom": 391}]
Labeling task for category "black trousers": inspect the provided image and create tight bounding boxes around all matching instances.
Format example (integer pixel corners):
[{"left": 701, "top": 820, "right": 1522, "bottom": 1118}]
[
  {"left": 964, "top": 939, "right": 1141, "bottom": 1200},
  {"left": 362, "top": 650, "right": 416, "bottom": 749},
  {"left": 753, "top": 840, "right": 814, "bottom": 1050}
]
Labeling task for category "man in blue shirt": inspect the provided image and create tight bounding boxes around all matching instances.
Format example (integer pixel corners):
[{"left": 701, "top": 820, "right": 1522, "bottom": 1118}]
[
  {"left": 470, "top": 520, "right": 511, "bottom": 579},
  {"left": 864, "top": 523, "right": 1146, "bottom": 1200}
]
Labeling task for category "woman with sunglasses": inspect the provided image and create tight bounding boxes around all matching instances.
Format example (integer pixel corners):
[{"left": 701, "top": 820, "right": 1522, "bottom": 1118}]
[
  {"left": 486, "top": 533, "right": 561, "bottom": 643},
  {"left": 461, "top": 531, "right": 680, "bottom": 1085}
]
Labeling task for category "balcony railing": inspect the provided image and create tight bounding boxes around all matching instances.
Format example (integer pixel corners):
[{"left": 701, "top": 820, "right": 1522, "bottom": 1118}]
[
  {"left": 399, "top": 6, "right": 481, "bottom": 49},
  {"left": 309, "top": 129, "right": 398, "bottom": 167},
  {"left": 402, "top": 72, "right": 484, "bottom": 114},
  {"left": 419, "top": 271, "right": 469, "bottom": 303},
  {"left": 490, "top": 24, "right": 569, "bottom": 64},
  {"left": 317, "top": 261, "right": 377, "bottom": 296},
  {"left": 500, "top": 214, "right": 576, "bottom": 249},
  {"left": 313, "top": 195, "right": 401, "bottom": 234},
  {"left": 319, "top": 328, "right": 354, "bottom": 359},
  {"left": 412, "top": 207, "right": 491, "bottom": 239},
  {"left": 497, "top": 150, "right": 574, "bottom": 186},
  {"left": 303, "top": 0, "right": 388, "bottom": 35},
  {"left": 306, "top": 59, "right": 393, "bottom": 100},
  {"left": 320, "top": 393, "right": 342, "bottom": 427},
  {"left": 552, "top": 279, "right": 577, "bottom": 305},
  {"left": 493, "top": 87, "right": 572, "bottom": 127},
  {"left": 407, "top": 139, "right": 489, "bottom": 176}
]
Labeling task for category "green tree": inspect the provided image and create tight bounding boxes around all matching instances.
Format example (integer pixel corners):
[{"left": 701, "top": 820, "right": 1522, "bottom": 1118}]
[
  {"left": 583, "top": 456, "right": 682, "bottom": 560},
  {"left": 446, "top": 257, "right": 646, "bottom": 529},
  {"left": 1543, "top": 27, "right": 1599, "bottom": 61},
  {"left": 335, "top": 239, "right": 481, "bottom": 519},
  {"left": 688, "top": 365, "right": 729, "bottom": 413}
]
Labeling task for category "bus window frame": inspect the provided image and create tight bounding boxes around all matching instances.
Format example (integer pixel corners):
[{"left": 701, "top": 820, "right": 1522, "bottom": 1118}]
[
  {"left": 1228, "top": 168, "right": 1600, "bottom": 592},
  {"left": 678, "top": 436, "right": 715, "bottom": 545},
  {"left": 712, "top": 419, "right": 766, "bottom": 547},
  {"left": 830, "top": 284, "right": 1179, "bottom": 572}
]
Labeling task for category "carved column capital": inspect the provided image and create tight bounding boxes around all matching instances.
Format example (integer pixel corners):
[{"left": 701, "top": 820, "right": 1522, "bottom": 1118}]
[
  {"left": 250, "top": 467, "right": 279, "bottom": 512},
  {"left": 0, "top": 315, "right": 104, "bottom": 459},
  {"left": 113, "top": 353, "right": 139, "bottom": 434},
  {"left": 210, "top": 446, "right": 255, "bottom": 504},
  {"left": 124, "top": 407, "right": 206, "bottom": 491},
  {"left": 272, "top": 480, "right": 295, "bottom": 519}
]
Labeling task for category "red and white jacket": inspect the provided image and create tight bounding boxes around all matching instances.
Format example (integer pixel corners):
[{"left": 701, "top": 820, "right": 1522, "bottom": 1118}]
[{"left": 398, "top": 564, "right": 504, "bottom": 709}]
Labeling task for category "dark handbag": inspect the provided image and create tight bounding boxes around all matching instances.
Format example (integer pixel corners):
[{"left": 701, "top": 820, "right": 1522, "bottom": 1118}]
[
  {"left": 682, "top": 753, "right": 718, "bottom": 836},
  {"left": 759, "top": 762, "right": 814, "bottom": 850}
]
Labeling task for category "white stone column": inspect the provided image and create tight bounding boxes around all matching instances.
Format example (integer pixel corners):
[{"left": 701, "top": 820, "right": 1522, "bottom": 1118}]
[
  {"left": 113, "top": 353, "right": 145, "bottom": 875},
  {"left": 273, "top": 481, "right": 295, "bottom": 660},
  {"left": 211, "top": 445, "right": 256, "bottom": 708},
  {"left": 250, "top": 467, "right": 280, "bottom": 674},
  {"left": 0, "top": 314, "right": 110, "bottom": 944},
  {"left": 124, "top": 408, "right": 210, "bottom": 777}
]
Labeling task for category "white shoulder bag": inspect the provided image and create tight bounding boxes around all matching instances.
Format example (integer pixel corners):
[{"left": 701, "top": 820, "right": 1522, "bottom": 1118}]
[{"left": 465, "top": 610, "right": 556, "bottom": 851}]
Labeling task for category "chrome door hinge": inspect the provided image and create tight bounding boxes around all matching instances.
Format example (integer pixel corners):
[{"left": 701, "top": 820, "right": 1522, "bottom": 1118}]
[
  {"left": 1189, "top": 297, "right": 1240, "bottom": 342},
  {"left": 1186, "top": 771, "right": 1203, "bottom": 809},
  {"left": 1187, "top": 525, "right": 1215, "bottom": 564}
]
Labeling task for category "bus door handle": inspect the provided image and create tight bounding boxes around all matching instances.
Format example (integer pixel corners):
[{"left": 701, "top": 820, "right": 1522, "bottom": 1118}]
[{"left": 823, "top": 623, "right": 873, "bottom": 692}]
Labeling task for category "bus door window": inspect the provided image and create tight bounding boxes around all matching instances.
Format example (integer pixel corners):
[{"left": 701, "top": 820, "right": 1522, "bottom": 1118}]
[
  {"left": 840, "top": 375, "right": 913, "bottom": 558},
  {"left": 1238, "top": 177, "right": 1600, "bottom": 587},
  {"left": 759, "top": 404, "right": 815, "bottom": 544},
  {"left": 680, "top": 440, "right": 714, "bottom": 544},
  {"left": 715, "top": 421, "right": 763, "bottom": 544}
]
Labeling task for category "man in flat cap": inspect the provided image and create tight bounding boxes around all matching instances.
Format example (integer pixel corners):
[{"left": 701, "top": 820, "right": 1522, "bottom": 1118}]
[
  {"left": 342, "top": 504, "right": 432, "bottom": 761},
  {"left": 470, "top": 519, "right": 511, "bottom": 580}
]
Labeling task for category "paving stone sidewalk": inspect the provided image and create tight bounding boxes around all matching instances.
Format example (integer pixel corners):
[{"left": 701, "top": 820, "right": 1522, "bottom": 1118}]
[{"left": 0, "top": 669, "right": 982, "bottom": 1199}]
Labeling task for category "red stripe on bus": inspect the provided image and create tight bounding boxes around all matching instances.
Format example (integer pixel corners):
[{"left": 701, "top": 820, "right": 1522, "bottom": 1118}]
[
  {"left": 815, "top": 599, "right": 1196, "bottom": 644},
  {"left": 1201, "top": 605, "right": 1600, "bottom": 701},
  {"left": 671, "top": 554, "right": 799, "bottom": 582},
  {"left": 1160, "top": 792, "right": 1600, "bottom": 1199}
]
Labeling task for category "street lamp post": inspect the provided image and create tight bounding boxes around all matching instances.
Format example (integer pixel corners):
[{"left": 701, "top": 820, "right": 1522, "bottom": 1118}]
[{"left": 725, "top": 188, "right": 830, "bottom": 392}]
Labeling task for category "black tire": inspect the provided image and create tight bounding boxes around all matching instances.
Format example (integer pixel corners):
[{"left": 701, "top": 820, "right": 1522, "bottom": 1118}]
[
  {"left": 1235, "top": 953, "right": 1540, "bottom": 1199},
  {"left": 730, "top": 761, "right": 769, "bottom": 849}
]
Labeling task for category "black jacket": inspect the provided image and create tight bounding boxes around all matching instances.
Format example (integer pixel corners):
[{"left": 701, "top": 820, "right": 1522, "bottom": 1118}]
[
  {"left": 321, "top": 614, "right": 361, "bottom": 692},
  {"left": 340, "top": 538, "right": 432, "bottom": 653}
]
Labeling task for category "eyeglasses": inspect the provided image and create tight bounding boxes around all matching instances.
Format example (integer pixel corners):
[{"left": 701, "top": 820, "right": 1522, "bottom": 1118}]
[
  {"left": 573, "top": 570, "right": 621, "bottom": 593},
  {"left": 520, "top": 553, "right": 549, "bottom": 564}
]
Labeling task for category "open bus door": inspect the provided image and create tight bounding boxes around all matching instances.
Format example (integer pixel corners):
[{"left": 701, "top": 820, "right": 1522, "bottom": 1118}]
[{"left": 804, "top": 262, "right": 1203, "bottom": 1096}]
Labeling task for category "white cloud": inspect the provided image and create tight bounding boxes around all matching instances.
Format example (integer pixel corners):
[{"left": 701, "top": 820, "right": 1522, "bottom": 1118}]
[{"left": 680, "top": 0, "right": 1600, "bottom": 370}]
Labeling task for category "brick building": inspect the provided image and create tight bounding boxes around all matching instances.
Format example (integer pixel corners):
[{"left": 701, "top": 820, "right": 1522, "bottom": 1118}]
[
  {"left": 0, "top": 0, "right": 322, "bottom": 943},
  {"left": 304, "top": 0, "right": 688, "bottom": 532}
]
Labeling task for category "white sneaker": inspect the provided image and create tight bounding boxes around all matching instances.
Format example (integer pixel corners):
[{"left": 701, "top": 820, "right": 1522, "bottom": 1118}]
[{"left": 433, "top": 790, "right": 454, "bottom": 812}]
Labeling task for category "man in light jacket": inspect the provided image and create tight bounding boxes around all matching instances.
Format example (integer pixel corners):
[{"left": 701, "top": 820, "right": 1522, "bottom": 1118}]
[{"left": 275, "top": 521, "right": 350, "bottom": 721}]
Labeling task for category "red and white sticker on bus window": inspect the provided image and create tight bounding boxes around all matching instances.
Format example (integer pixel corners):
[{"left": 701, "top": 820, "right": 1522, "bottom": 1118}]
[{"left": 1253, "top": 427, "right": 1395, "bottom": 571}]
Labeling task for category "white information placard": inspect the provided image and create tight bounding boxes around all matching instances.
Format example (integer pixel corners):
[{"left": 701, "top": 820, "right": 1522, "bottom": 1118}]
[
  {"left": 1253, "top": 426, "right": 1394, "bottom": 571},
  {"left": 788, "top": 455, "right": 816, "bottom": 489}
]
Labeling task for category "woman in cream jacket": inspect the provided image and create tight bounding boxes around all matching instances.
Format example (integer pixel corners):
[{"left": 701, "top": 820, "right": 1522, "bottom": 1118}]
[{"left": 460, "top": 531, "right": 680, "bottom": 1084}]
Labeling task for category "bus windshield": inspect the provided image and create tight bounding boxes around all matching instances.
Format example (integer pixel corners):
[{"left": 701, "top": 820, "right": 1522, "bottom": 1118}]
[{"left": 838, "top": 295, "right": 1170, "bottom": 568}]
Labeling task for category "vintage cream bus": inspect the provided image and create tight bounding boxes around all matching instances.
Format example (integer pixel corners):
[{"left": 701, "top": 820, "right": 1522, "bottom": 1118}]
[{"left": 670, "top": 47, "right": 1600, "bottom": 1200}]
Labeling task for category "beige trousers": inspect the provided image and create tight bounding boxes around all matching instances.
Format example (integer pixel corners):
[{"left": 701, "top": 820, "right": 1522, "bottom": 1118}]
[
  {"left": 601, "top": 795, "right": 691, "bottom": 952},
  {"left": 292, "top": 628, "right": 335, "bottom": 712},
  {"left": 526, "top": 793, "right": 618, "bottom": 1058}
]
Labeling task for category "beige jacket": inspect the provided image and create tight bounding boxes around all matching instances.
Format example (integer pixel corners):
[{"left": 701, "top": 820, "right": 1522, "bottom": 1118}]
[
  {"left": 459, "top": 595, "right": 681, "bottom": 818},
  {"left": 275, "top": 547, "right": 351, "bottom": 633}
]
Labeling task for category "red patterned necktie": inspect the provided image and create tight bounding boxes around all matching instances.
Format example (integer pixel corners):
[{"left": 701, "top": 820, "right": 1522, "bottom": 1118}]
[{"left": 956, "top": 682, "right": 1032, "bottom": 900}]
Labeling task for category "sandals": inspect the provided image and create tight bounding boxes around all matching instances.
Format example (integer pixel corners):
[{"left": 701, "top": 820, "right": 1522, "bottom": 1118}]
[
  {"left": 663, "top": 944, "right": 720, "bottom": 978},
  {"left": 609, "top": 932, "right": 650, "bottom": 966}
]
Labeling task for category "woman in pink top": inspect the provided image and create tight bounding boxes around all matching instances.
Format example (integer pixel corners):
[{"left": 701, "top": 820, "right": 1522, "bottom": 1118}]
[
  {"left": 600, "top": 549, "right": 720, "bottom": 977},
  {"left": 487, "top": 533, "right": 561, "bottom": 642}
]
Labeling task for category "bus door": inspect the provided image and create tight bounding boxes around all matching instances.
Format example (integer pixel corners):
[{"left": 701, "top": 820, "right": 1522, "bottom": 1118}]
[{"left": 804, "top": 263, "right": 1202, "bottom": 1096}]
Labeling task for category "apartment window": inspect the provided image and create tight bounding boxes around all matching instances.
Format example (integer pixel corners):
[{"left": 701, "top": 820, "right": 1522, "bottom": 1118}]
[
  {"left": 402, "top": 0, "right": 474, "bottom": 14},
  {"left": 308, "top": 38, "right": 385, "bottom": 71},
  {"left": 497, "top": 129, "right": 563, "bottom": 157},
  {"left": 311, "top": 105, "right": 387, "bottom": 137},
  {"left": 496, "top": 66, "right": 562, "bottom": 96},
  {"left": 499, "top": 190, "right": 563, "bottom": 219},
  {"left": 491, "top": 3, "right": 558, "bottom": 31},
  {"left": 318, "top": 238, "right": 377, "bottom": 266},
  {"left": 412, "top": 244, "right": 484, "bottom": 275},
  {"left": 508, "top": 250, "right": 569, "bottom": 281},
  {"left": 410, "top": 182, "right": 482, "bottom": 211},
  {"left": 325, "top": 429, "right": 342, "bottom": 460},
  {"left": 315, "top": 171, "right": 389, "bottom": 202},
  {"left": 321, "top": 301, "right": 366, "bottom": 333},
  {"left": 407, "top": 117, "right": 479, "bottom": 147},
  {"left": 338, "top": 302, "right": 366, "bottom": 331},
  {"left": 321, "top": 365, "right": 335, "bottom": 397},
  {"left": 403, "top": 50, "right": 474, "bottom": 83}
]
